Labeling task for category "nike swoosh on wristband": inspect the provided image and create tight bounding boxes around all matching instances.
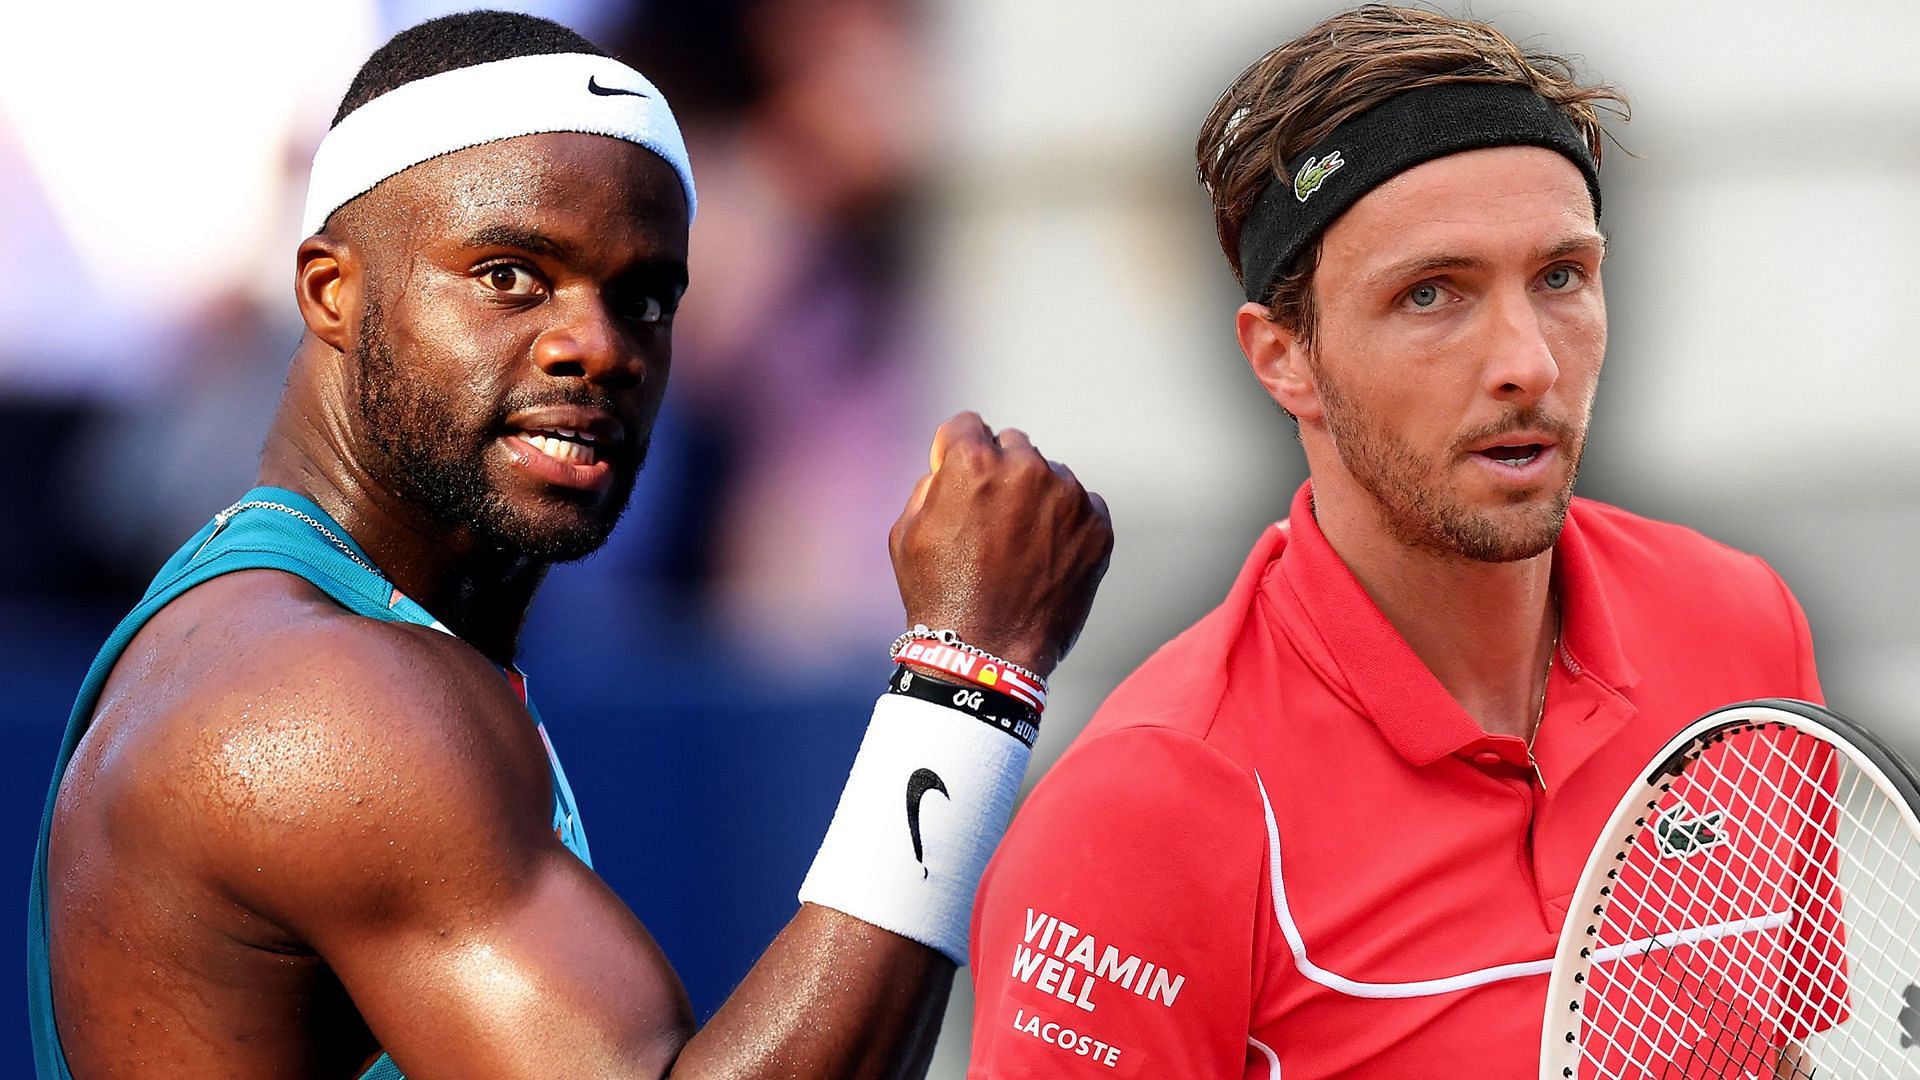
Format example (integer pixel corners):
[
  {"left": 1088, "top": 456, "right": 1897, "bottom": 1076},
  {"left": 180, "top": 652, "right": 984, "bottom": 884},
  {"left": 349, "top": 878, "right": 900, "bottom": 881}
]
[
  {"left": 906, "top": 768, "right": 949, "bottom": 879},
  {"left": 587, "top": 76, "right": 649, "bottom": 98}
]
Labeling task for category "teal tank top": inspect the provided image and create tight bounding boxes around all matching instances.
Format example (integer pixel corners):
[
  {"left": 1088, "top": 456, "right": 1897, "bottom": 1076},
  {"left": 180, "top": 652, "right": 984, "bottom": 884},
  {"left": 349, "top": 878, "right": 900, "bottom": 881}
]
[{"left": 27, "top": 487, "right": 593, "bottom": 1079}]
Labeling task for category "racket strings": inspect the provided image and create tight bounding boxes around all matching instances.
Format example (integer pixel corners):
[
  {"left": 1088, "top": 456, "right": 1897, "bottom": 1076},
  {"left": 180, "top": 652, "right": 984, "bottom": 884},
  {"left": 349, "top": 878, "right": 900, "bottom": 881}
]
[
  {"left": 1578, "top": 738, "right": 1828, "bottom": 1071},
  {"left": 1736, "top": 734, "right": 1919, "bottom": 1076},
  {"left": 1768, "top": 749, "right": 1913, "bottom": 1042},
  {"left": 1569, "top": 725, "right": 1920, "bottom": 1078},
  {"left": 1593, "top": 734, "right": 1916, "bottom": 1076},
  {"left": 1584, "top": 737, "right": 1873, "bottom": 1076}
]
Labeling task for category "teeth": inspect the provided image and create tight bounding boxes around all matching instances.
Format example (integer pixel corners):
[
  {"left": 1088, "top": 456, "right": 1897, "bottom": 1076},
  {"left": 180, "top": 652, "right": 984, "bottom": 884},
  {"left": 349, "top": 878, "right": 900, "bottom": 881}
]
[
  {"left": 1479, "top": 445, "right": 1540, "bottom": 466},
  {"left": 522, "top": 434, "right": 597, "bottom": 465}
]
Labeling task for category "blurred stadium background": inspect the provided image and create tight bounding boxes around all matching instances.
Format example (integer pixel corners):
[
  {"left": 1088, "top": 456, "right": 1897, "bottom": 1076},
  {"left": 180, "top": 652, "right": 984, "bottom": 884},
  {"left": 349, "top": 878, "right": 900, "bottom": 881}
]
[{"left": 3, "top": 0, "right": 1915, "bottom": 1073}]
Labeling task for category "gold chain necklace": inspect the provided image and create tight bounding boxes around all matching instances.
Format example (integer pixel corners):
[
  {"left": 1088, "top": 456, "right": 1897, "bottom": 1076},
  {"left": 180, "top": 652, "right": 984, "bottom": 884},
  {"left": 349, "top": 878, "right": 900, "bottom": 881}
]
[{"left": 1527, "top": 609, "right": 1560, "bottom": 790}]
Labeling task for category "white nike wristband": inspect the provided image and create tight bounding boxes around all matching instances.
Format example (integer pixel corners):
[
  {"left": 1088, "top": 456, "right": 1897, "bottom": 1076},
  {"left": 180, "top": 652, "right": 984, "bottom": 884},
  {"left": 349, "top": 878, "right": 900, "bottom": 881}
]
[{"left": 798, "top": 692, "right": 1032, "bottom": 966}]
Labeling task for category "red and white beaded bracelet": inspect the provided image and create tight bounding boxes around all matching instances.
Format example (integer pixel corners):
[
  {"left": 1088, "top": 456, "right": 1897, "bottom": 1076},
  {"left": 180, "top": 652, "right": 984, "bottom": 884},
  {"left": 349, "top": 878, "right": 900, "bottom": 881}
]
[{"left": 888, "top": 624, "right": 1049, "bottom": 711}]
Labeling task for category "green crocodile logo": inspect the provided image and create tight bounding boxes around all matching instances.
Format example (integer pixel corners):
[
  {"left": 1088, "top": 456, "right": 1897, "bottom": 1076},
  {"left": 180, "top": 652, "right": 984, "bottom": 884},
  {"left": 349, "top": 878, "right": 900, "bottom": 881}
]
[
  {"left": 1655, "top": 807, "right": 1728, "bottom": 859},
  {"left": 1293, "top": 151, "right": 1346, "bottom": 203}
]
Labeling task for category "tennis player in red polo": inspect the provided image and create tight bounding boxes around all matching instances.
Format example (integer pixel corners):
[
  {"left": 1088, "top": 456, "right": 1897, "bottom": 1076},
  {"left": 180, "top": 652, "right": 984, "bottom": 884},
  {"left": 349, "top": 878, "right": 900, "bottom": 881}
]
[{"left": 968, "top": 8, "right": 1830, "bottom": 1078}]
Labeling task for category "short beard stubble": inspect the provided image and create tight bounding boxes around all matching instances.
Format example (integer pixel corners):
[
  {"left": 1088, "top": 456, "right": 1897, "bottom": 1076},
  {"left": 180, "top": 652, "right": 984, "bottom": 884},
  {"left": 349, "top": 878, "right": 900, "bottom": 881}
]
[
  {"left": 1311, "top": 352, "right": 1584, "bottom": 563},
  {"left": 352, "top": 293, "right": 642, "bottom": 562}
]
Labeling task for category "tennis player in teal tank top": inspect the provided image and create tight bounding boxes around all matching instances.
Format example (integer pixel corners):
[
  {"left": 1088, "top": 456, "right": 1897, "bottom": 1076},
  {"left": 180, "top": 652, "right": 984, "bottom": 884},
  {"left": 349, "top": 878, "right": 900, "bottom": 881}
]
[
  {"left": 29, "top": 489, "right": 592, "bottom": 1080},
  {"left": 26, "top": 10, "right": 1113, "bottom": 1079}
]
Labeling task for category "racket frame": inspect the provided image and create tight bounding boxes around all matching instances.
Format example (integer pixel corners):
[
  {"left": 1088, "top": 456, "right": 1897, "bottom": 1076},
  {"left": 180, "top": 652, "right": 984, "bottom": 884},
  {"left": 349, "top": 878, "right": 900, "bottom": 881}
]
[{"left": 1538, "top": 698, "right": 1920, "bottom": 1079}]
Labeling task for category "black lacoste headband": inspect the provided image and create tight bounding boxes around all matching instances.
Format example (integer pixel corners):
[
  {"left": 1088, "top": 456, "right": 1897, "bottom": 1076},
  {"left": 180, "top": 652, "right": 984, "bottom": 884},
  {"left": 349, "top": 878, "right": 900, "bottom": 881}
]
[{"left": 1235, "top": 82, "right": 1602, "bottom": 303}]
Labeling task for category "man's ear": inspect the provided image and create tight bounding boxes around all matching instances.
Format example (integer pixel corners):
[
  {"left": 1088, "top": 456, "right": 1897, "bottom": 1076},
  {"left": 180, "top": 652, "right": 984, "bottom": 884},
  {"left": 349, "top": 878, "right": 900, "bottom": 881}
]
[
  {"left": 294, "top": 234, "right": 359, "bottom": 354},
  {"left": 1235, "top": 302, "right": 1322, "bottom": 422}
]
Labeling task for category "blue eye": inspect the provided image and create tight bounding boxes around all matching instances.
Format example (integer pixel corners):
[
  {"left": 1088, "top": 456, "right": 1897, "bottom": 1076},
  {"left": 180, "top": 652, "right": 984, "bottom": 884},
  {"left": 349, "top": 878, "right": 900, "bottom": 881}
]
[
  {"left": 1409, "top": 284, "right": 1441, "bottom": 308},
  {"left": 1544, "top": 266, "right": 1575, "bottom": 290}
]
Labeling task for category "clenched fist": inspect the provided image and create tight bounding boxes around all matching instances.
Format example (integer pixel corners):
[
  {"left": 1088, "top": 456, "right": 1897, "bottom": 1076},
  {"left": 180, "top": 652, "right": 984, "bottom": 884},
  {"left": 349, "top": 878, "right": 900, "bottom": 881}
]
[{"left": 889, "top": 412, "right": 1114, "bottom": 679}]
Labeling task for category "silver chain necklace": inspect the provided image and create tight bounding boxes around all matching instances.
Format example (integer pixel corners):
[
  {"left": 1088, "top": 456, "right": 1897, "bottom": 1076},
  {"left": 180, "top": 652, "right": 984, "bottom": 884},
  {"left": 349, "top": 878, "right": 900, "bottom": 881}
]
[{"left": 203, "top": 499, "right": 377, "bottom": 575}]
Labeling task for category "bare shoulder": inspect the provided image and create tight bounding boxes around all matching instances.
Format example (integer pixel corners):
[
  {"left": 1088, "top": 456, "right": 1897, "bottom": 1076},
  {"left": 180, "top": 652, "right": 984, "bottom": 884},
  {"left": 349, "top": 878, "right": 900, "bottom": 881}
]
[{"left": 70, "top": 568, "right": 555, "bottom": 937}]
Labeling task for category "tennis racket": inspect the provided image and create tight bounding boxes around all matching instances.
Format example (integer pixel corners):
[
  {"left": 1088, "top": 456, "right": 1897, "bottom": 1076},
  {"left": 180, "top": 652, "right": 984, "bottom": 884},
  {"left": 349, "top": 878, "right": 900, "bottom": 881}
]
[{"left": 1541, "top": 699, "right": 1920, "bottom": 1079}]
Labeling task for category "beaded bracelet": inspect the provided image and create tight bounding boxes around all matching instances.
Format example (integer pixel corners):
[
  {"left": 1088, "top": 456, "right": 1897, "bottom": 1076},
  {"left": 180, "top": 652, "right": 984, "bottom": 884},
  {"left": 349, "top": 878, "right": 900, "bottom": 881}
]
[
  {"left": 888, "top": 624, "right": 1047, "bottom": 684},
  {"left": 888, "top": 625, "right": 1048, "bottom": 711}
]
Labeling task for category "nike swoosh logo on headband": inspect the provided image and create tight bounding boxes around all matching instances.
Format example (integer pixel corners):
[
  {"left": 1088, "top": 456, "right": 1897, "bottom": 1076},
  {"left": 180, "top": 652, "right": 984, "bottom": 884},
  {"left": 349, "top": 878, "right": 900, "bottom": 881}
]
[{"left": 587, "top": 76, "right": 649, "bottom": 98}]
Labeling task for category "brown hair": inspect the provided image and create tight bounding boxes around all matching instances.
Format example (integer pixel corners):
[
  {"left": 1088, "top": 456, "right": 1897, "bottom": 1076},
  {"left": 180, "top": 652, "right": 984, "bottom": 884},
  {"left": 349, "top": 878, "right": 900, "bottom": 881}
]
[{"left": 1196, "top": 4, "right": 1626, "bottom": 346}]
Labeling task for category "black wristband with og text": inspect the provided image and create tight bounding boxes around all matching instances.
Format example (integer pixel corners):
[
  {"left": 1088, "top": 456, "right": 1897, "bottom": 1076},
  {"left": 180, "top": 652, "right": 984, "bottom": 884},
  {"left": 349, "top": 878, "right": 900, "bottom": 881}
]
[{"left": 888, "top": 664, "right": 1038, "bottom": 748}]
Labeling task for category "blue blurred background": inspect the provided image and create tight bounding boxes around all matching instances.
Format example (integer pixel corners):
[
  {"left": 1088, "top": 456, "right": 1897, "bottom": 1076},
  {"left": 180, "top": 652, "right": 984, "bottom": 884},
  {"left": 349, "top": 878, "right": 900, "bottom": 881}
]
[{"left": 5, "top": 1, "right": 1919, "bottom": 1075}]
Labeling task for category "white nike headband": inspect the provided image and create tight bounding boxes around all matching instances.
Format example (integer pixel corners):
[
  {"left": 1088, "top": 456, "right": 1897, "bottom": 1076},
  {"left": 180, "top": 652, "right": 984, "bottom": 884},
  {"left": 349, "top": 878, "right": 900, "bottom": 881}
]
[{"left": 302, "top": 51, "right": 697, "bottom": 238}]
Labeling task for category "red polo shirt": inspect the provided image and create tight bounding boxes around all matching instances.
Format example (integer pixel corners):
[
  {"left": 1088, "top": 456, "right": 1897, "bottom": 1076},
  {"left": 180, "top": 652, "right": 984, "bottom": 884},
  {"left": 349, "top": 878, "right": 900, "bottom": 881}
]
[{"left": 967, "top": 483, "right": 1823, "bottom": 1078}]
